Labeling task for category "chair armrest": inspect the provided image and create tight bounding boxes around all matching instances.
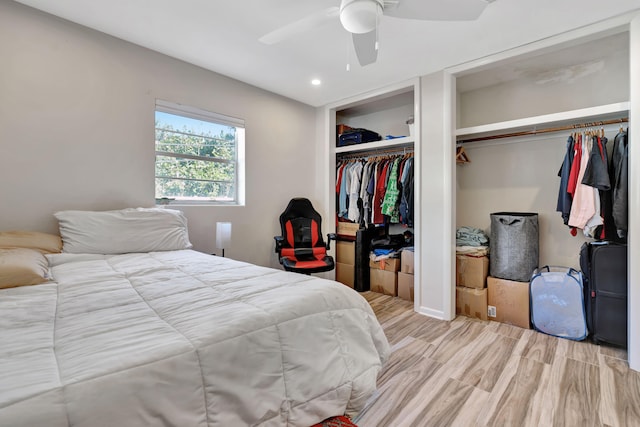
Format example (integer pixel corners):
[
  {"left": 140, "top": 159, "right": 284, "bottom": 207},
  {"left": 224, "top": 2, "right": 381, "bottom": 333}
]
[
  {"left": 325, "top": 233, "right": 337, "bottom": 250},
  {"left": 274, "top": 236, "right": 284, "bottom": 253}
]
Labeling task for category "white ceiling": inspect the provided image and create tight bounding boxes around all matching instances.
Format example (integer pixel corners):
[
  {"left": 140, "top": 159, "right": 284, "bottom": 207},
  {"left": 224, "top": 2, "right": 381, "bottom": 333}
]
[{"left": 13, "top": 0, "right": 640, "bottom": 107}]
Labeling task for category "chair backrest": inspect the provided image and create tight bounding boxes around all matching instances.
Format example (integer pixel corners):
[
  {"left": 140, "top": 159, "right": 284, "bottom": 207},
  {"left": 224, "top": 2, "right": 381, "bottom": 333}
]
[{"left": 279, "top": 198, "right": 325, "bottom": 249}]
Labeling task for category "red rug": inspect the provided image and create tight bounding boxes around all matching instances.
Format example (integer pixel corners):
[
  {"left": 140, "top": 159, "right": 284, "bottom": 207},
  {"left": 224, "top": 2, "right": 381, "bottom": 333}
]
[{"left": 310, "top": 415, "right": 357, "bottom": 427}]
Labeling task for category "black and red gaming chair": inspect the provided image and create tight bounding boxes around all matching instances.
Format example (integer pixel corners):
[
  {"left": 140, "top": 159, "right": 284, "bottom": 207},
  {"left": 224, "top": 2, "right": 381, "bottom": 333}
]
[{"left": 274, "top": 198, "right": 336, "bottom": 274}]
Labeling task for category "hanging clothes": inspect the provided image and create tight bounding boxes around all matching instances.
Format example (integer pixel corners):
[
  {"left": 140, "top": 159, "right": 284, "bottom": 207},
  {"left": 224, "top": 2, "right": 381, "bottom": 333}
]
[
  {"left": 365, "top": 161, "right": 377, "bottom": 224},
  {"left": 566, "top": 134, "right": 582, "bottom": 198},
  {"left": 336, "top": 163, "right": 347, "bottom": 220},
  {"left": 372, "top": 160, "right": 391, "bottom": 224},
  {"left": 400, "top": 157, "right": 414, "bottom": 227},
  {"left": 359, "top": 161, "right": 374, "bottom": 227},
  {"left": 568, "top": 135, "right": 596, "bottom": 229},
  {"left": 337, "top": 162, "right": 350, "bottom": 219},
  {"left": 381, "top": 158, "right": 401, "bottom": 222},
  {"left": 336, "top": 152, "right": 414, "bottom": 227},
  {"left": 581, "top": 135, "right": 609, "bottom": 238},
  {"left": 556, "top": 135, "right": 575, "bottom": 225},
  {"left": 347, "top": 161, "right": 363, "bottom": 222},
  {"left": 557, "top": 126, "right": 629, "bottom": 242},
  {"left": 610, "top": 129, "right": 628, "bottom": 238}
]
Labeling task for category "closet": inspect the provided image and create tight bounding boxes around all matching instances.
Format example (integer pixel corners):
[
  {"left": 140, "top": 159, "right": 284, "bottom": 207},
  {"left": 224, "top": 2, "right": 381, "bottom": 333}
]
[
  {"left": 443, "top": 15, "right": 639, "bottom": 370},
  {"left": 324, "top": 81, "right": 420, "bottom": 301},
  {"left": 455, "top": 31, "right": 628, "bottom": 267}
]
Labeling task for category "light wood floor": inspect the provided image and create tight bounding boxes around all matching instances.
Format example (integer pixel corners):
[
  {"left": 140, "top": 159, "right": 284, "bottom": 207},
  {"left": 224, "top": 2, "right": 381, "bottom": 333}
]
[{"left": 355, "top": 292, "right": 640, "bottom": 427}]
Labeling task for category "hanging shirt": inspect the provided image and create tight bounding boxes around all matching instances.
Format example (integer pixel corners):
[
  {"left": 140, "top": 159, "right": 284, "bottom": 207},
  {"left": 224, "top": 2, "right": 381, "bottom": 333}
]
[
  {"left": 610, "top": 130, "right": 628, "bottom": 238},
  {"left": 338, "top": 163, "right": 351, "bottom": 218},
  {"left": 400, "top": 157, "right": 414, "bottom": 227},
  {"left": 336, "top": 163, "right": 346, "bottom": 220},
  {"left": 568, "top": 135, "right": 596, "bottom": 229},
  {"left": 581, "top": 136, "right": 610, "bottom": 239},
  {"left": 372, "top": 160, "right": 390, "bottom": 224},
  {"left": 366, "top": 162, "right": 378, "bottom": 225},
  {"left": 582, "top": 135, "right": 610, "bottom": 190},
  {"left": 360, "top": 161, "right": 375, "bottom": 227},
  {"left": 347, "top": 161, "right": 363, "bottom": 222},
  {"left": 556, "top": 136, "right": 575, "bottom": 225},
  {"left": 381, "top": 158, "right": 401, "bottom": 222},
  {"left": 567, "top": 134, "right": 582, "bottom": 197},
  {"left": 583, "top": 185, "right": 602, "bottom": 238}
]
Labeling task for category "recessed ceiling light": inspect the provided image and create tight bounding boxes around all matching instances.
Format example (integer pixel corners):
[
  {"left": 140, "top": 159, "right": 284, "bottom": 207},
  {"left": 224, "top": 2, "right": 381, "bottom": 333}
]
[{"left": 311, "top": 79, "right": 322, "bottom": 86}]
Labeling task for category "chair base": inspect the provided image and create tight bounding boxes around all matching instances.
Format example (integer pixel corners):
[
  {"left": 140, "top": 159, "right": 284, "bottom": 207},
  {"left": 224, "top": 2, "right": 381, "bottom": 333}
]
[{"left": 280, "top": 256, "right": 335, "bottom": 274}]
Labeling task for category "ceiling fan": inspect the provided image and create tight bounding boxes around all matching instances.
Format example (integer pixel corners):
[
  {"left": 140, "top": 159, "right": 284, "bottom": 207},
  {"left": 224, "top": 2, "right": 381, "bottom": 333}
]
[{"left": 259, "top": 0, "right": 495, "bottom": 67}]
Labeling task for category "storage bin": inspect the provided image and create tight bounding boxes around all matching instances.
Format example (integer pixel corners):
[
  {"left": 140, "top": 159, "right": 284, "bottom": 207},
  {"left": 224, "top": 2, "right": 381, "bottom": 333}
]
[
  {"left": 530, "top": 266, "right": 587, "bottom": 340},
  {"left": 490, "top": 212, "right": 539, "bottom": 282}
]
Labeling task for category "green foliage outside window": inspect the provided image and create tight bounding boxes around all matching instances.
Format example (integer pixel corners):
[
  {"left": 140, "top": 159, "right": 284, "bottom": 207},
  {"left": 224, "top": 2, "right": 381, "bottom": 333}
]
[{"left": 155, "top": 112, "right": 238, "bottom": 202}]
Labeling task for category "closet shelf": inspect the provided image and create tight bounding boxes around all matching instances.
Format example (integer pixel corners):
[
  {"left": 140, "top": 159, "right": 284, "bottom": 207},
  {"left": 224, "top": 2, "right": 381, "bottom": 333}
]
[
  {"left": 455, "top": 102, "right": 629, "bottom": 141},
  {"left": 335, "top": 136, "right": 414, "bottom": 154}
]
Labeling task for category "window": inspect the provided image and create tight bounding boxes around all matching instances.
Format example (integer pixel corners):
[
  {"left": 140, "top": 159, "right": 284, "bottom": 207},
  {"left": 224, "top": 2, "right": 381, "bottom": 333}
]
[{"left": 155, "top": 100, "right": 245, "bottom": 204}]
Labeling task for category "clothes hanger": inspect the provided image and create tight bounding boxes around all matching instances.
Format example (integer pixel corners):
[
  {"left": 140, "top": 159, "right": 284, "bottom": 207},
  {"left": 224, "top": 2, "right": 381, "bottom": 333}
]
[{"left": 456, "top": 146, "right": 471, "bottom": 164}]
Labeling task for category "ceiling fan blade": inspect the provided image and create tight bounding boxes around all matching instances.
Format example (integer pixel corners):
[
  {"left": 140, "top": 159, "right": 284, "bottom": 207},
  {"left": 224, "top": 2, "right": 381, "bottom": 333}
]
[
  {"left": 352, "top": 30, "right": 378, "bottom": 66},
  {"left": 383, "top": 0, "right": 494, "bottom": 21},
  {"left": 259, "top": 6, "right": 339, "bottom": 45}
]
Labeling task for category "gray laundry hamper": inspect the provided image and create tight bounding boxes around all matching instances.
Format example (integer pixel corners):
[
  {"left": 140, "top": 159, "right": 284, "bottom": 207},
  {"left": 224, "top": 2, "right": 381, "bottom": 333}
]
[{"left": 490, "top": 212, "right": 539, "bottom": 282}]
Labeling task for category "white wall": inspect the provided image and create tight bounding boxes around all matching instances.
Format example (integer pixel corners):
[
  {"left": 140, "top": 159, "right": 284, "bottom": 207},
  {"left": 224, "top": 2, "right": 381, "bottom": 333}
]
[
  {"left": 627, "top": 12, "right": 640, "bottom": 372},
  {"left": 418, "top": 71, "right": 455, "bottom": 319},
  {"left": 457, "top": 32, "right": 630, "bottom": 128},
  {"left": 0, "top": 1, "right": 319, "bottom": 268}
]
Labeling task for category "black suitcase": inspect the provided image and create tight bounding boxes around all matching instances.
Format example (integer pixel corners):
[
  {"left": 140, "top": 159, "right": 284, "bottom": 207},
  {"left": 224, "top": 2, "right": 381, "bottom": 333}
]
[
  {"left": 337, "top": 128, "right": 381, "bottom": 147},
  {"left": 579, "top": 241, "right": 628, "bottom": 347}
]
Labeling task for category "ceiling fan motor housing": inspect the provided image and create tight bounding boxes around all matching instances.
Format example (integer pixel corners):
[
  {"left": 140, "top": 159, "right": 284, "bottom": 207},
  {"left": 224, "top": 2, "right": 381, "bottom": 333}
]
[{"left": 339, "top": 0, "right": 384, "bottom": 34}]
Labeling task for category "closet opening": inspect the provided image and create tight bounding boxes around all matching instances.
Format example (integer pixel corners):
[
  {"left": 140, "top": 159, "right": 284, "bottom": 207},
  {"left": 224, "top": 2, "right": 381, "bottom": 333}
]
[
  {"left": 335, "top": 146, "right": 415, "bottom": 296},
  {"left": 326, "top": 80, "right": 419, "bottom": 305},
  {"left": 446, "top": 19, "right": 637, "bottom": 369}
]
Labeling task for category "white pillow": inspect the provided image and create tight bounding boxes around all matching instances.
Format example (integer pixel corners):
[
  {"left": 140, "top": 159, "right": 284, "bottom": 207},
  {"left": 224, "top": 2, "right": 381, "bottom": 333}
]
[{"left": 54, "top": 208, "right": 193, "bottom": 254}]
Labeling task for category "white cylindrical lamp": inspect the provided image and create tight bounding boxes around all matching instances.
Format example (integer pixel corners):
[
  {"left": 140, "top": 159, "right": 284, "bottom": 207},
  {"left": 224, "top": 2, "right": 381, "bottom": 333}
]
[{"left": 216, "top": 222, "right": 232, "bottom": 257}]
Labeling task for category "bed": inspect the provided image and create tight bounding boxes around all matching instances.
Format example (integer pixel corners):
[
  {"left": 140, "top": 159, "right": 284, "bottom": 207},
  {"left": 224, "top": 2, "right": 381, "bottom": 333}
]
[{"left": 0, "top": 209, "right": 389, "bottom": 427}]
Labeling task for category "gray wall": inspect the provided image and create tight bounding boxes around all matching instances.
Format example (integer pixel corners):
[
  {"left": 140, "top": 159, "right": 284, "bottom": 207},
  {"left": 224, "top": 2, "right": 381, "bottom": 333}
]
[{"left": 0, "top": 1, "right": 319, "bottom": 267}]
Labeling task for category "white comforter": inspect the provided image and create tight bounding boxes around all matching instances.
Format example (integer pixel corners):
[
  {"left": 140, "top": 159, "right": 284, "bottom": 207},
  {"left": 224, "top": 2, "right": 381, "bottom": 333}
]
[{"left": 0, "top": 250, "right": 389, "bottom": 426}]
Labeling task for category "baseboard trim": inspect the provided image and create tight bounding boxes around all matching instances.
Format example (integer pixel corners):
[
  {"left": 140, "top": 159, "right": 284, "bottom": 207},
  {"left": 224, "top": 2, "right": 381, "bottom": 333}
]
[{"left": 416, "top": 306, "right": 445, "bottom": 320}]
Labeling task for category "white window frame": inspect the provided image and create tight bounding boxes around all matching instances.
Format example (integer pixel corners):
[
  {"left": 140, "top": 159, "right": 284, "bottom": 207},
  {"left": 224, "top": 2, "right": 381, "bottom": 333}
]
[{"left": 155, "top": 99, "right": 245, "bottom": 205}]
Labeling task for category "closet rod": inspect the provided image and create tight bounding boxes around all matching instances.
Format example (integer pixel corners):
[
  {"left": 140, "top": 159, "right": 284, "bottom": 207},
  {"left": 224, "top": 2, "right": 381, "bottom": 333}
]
[
  {"left": 337, "top": 145, "right": 413, "bottom": 160},
  {"left": 457, "top": 117, "right": 629, "bottom": 144}
]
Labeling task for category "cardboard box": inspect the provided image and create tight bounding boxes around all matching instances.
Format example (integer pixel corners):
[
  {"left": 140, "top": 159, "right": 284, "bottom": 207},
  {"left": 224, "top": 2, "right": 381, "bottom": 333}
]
[
  {"left": 370, "top": 268, "right": 397, "bottom": 296},
  {"left": 401, "top": 250, "right": 415, "bottom": 274},
  {"left": 335, "top": 262, "right": 354, "bottom": 288},
  {"left": 487, "top": 276, "right": 530, "bottom": 329},
  {"left": 456, "top": 255, "right": 489, "bottom": 289},
  {"left": 398, "top": 272, "right": 414, "bottom": 302},
  {"left": 336, "top": 222, "right": 360, "bottom": 237},
  {"left": 456, "top": 286, "right": 488, "bottom": 320},
  {"left": 369, "top": 257, "right": 400, "bottom": 272},
  {"left": 336, "top": 241, "right": 355, "bottom": 265}
]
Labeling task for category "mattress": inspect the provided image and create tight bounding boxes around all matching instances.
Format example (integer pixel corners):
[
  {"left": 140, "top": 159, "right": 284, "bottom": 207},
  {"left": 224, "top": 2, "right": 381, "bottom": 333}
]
[{"left": 0, "top": 250, "right": 389, "bottom": 426}]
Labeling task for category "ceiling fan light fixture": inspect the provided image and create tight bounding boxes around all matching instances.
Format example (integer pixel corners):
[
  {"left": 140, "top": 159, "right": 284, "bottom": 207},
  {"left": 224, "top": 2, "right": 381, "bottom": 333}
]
[{"left": 339, "top": 0, "right": 383, "bottom": 34}]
